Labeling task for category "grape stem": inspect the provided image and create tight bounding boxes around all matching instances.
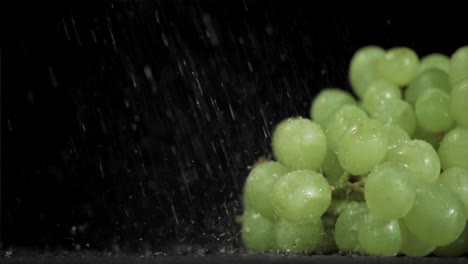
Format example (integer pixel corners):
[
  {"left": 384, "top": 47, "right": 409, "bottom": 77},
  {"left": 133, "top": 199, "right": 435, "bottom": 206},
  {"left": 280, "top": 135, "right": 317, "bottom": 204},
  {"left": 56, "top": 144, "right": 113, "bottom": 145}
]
[
  {"left": 330, "top": 172, "right": 366, "bottom": 193},
  {"left": 347, "top": 181, "right": 364, "bottom": 192},
  {"left": 330, "top": 172, "right": 350, "bottom": 191}
]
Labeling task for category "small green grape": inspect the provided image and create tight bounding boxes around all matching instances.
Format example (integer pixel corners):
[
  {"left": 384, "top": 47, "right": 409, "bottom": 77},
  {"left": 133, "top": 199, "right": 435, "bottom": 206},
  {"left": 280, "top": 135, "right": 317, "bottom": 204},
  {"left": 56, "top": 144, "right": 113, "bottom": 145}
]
[
  {"left": 325, "top": 104, "right": 368, "bottom": 153},
  {"left": 365, "top": 162, "right": 416, "bottom": 220},
  {"left": 310, "top": 89, "right": 356, "bottom": 128},
  {"left": 449, "top": 46, "right": 468, "bottom": 86},
  {"left": 383, "top": 124, "right": 410, "bottom": 152},
  {"left": 385, "top": 140, "right": 440, "bottom": 183},
  {"left": 403, "top": 183, "right": 467, "bottom": 246},
  {"left": 400, "top": 221, "right": 436, "bottom": 257},
  {"left": 272, "top": 117, "right": 327, "bottom": 170},
  {"left": 243, "top": 161, "right": 290, "bottom": 220},
  {"left": 358, "top": 212, "right": 402, "bottom": 256},
  {"left": 433, "top": 222, "right": 468, "bottom": 257},
  {"left": 337, "top": 119, "right": 388, "bottom": 175},
  {"left": 371, "top": 98, "right": 416, "bottom": 137},
  {"left": 437, "top": 168, "right": 468, "bottom": 212},
  {"left": 275, "top": 218, "right": 324, "bottom": 254},
  {"left": 377, "top": 47, "right": 419, "bottom": 86},
  {"left": 405, "top": 69, "right": 450, "bottom": 106},
  {"left": 450, "top": 79, "right": 468, "bottom": 129},
  {"left": 438, "top": 127, "right": 468, "bottom": 170},
  {"left": 417, "top": 53, "right": 450, "bottom": 74},
  {"left": 272, "top": 170, "right": 331, "bottom": 224},
  {"left": 415, "top": 89, "right": 454, "bottom": 133},
  {"left": 349, "top": 46, "right": 385, "bottom": 98},
  {"left": 241, "top": 210, "right": 275, "bottom": 252},
  {"left": 362, "top": 79, "right": 401, "bottom": 114},
  {"left": 334, "top": 202, "right": 367, "bottom": 253}
]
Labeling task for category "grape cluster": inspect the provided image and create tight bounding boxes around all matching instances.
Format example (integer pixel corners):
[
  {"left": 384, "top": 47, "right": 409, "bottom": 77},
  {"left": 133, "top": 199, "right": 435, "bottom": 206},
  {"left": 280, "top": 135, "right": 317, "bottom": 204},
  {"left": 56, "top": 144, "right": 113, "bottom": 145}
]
[{"left": 239, "top": 46, "right": 468, "bottom": 257}]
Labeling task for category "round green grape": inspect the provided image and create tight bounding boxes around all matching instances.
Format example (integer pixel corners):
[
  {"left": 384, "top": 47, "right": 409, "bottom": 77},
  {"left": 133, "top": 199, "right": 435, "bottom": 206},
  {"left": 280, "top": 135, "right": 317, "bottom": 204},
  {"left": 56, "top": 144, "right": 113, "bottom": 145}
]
[
  {"left": 358, "top": 212, "right": 402, "bottom": 256},
  {"left": 272, "top": 117, "right": 327, "bottom": 170},
  {"left": 362, "top": 79, "right": 402, "bottom": 114},
  {"left": 383, "top": 124, "right": 410, "bottom": 152},
  {"left": 244, "top": 161, "right": 290, "bottom": 220},
  {"left": 337, "top": 119, "right": 388, "bottom": 175},
  {"left": 449, "top": 46, "right": 468, "bottom": 86},
  {"left": 272, "top": 170, "right": 331, "bottom": 224},
  {"left": 415, "top": 89, "right": 454, "bottom": 133},
  {"left": 417, "top": 53, "right": 450, "bottom": 74},
  {"left": 400, "top": 220, "right": 436, "bottom": 257},
  {"left": 241, "top": 210, "right": 275, "bottom": 252},
  {"left": 349, "top": 46, "right": 385, "bottom": 98},
  {"left": 438, "top": 127, "right": 468, "bottom": 170},
  {"left": 365, "top": 162, "right": 416, "bottom": 220},
  {"left": 320, "top": 148, "right": 345, "bottom": 186},
  {"left": 433, "top": 222, "right": 468, "bottom": 257},
  {"left": 334, "top": 202, "right": 367, "bottom": 253},
  {"left": 371, "top": 98, "right": 416, "bottom": 137},
  {"left": 450, "top": 79, "right": 468, "bottom": 129},
  {"left": 275, "top": 218, "right": 324, "bottom": 254},
  {"left": 403, "top": 183, "right": 467, "bottom": 246},
  {"left": 377, "top": 47, "right": 419, "bottom": 86},
  {"left": 385, "top": 139, "right": 440, "bottom": 183},
  {"left": 438, "top": 168, "right": 468, "bottom": 213},
  {"left": 405, "top": 69, "right": 450, "bottom": 106},
  {"left": 311, "top": 89, "right": 356, "bottom": 128},
  {"left": 325, "top": 104, "right": 368, "bottom": 153}
]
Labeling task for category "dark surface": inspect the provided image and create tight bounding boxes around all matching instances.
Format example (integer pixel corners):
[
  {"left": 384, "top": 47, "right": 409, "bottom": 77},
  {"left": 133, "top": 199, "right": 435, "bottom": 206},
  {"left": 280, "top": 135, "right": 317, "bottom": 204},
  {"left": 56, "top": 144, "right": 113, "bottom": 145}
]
[
  {"left": 2, "top": 254, "right": 468, "bottom": 264},
  {"left": 3, "top": 1, "right": 468, "bottom": 255}
]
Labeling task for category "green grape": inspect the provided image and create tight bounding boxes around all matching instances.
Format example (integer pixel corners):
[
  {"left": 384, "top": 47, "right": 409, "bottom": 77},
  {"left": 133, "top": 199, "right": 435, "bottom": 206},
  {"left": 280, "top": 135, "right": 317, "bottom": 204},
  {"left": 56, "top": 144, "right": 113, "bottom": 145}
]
[
  {"left": 438, "top": 127, "right": 468, "bottom": 170},
  {"left": 438, "top": 168, "right": 468, "bottom": 212},
  {"left": 272, "top": 117, "right": 327, "bottom": 170},
  {"left": 241, "top": 210, "right": 275, "bottom": 252},
  {"left": 358, "top": 212, "right": 402, "bottom": 256},
  {"left": 377, "top": 47, "right": 420, "bottom": 86},
  {"left": 327, "top": 199, "right": 350, "bottom": 216},
  {"left": 385, "top": 140, "right": 440, "bottom": 183},
  {"left": 272, "top": 170, "right": 331, "bottom": 224},
  {"left": 337, "top": 119, "right": 388, "bottom": 175},
  {"left": 362, "top": 79, "right": 402, "bottom": 114},
  {"left": 243, "top": 161, "right": 290, "bottom": 220},
  {"left": 400, "top": 220, "right": 436, "bottom": 257},
  {"left": 371, "top": 98, "right": 416, "bottom": 137},
  {"left": 450, "top": 79, "right": 468, "bottom": 129},
  {"left": 320, "top": 148, "right": 345, "bottom": 186},
  {"left": 334, "top": 202, "right": 367, "bottom": 253},
  {"left": 365, "top": 162, "right": 416, "bottom": 220},
  {"left": 415, "top": 89, "right": 454, "bottom": 133},
  {"left": 405, "top": 69, "right": 450, "bottom": 106},
  {"left": 413, "top": 124, "right": 442, "bottom": 150},
  {"left": 417, "top": 53, "right": 450, "bottom": 74},
  {"left": 310, "top": 89, "right": 357, "bottom": 128},
  {"left": 449, "top": 46, "right": 468, "bottom": 86},
  {"left": 325, "top": 104, "right": 368, "bottom": 152},
  {"left": 275, "top": 218, "right": 324, "bottom": 254},
  {"left": 383, "top": 124, "right": 410, "bottom": 151},
  {"left": 349, "top": 45, "right": 385, "bottom": 98},
  {"left": 403, "top": 183, "right": 467, "bottom": 246},
  {"left": 433, "top": 222, "right": 468, "bottom": 257}
]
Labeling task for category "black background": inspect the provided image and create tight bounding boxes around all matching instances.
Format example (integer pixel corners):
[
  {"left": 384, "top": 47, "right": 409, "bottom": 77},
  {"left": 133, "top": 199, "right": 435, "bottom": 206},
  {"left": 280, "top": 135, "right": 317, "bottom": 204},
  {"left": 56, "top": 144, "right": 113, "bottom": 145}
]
[{"left": 3, "top": 2, "right": 468, "bottom": 254}]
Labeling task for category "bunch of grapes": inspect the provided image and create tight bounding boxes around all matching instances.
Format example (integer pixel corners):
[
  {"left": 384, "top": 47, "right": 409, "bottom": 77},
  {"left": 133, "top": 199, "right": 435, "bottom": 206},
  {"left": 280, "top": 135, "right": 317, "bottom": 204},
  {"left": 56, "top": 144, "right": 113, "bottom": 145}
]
[{"left": 239, "top": 46, "right": 468, "bottom": 257}]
